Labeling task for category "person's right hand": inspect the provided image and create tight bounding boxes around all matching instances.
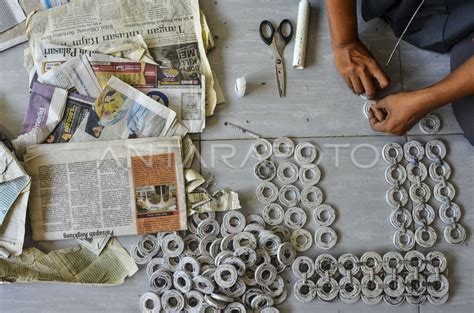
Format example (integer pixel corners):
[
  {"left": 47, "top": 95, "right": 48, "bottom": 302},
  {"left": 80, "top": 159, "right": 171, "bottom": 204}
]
[{"left": 333, "top": 40, "right": 391, "bottom": 99}]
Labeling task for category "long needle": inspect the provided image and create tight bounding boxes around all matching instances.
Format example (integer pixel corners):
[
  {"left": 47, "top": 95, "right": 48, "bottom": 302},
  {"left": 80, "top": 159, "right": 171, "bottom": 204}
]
[
  {"left": 385, "top": 0, "right": 425, "bottom": 67},
  {"left": 224, "top": 122, "right": 261, "bottom": 139}
]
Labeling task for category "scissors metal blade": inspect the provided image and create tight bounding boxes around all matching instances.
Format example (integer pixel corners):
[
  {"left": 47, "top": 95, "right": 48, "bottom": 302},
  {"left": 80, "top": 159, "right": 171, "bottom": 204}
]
[
  {"left": 275, "top": 57, "right": 285, "bottom": 97},
  {"left": 269, "top": 39, "right": 286, "bottom": 98}
]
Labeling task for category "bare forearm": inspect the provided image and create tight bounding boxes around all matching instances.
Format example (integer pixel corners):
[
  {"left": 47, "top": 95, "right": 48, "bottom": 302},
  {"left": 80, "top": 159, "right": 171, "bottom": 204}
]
[
  {"left": 416, "top": 57, "right": 474, "bottom": 111},
  {"left": 326, "top": 0, "right": 359, "bottom": 47}
]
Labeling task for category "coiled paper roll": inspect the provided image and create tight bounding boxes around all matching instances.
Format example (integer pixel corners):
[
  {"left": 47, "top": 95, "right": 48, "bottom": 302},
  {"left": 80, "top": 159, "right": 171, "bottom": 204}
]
[{"left": 292, "top": 0, "right": 310, "bottom": 69}]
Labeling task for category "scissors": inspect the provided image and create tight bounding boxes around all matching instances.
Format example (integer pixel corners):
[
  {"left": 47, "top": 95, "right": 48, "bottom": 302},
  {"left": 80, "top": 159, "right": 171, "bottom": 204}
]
[{"left": 259, "top": 19, "right": 293, "bottom": 97}]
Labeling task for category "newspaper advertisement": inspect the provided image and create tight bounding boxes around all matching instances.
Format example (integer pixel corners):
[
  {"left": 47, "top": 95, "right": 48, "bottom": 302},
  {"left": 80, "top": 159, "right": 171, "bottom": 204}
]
[
  {"left": 39, "top": 55, "right": 102, "bottom": 98},
  {"left": 0, "top": 238, "right": 138, "bottom": 285},
  {"left": 0, "top": 0, "right": 26, "bottom": 33},
  {"left": 12, "top": 82, "right": 68, "bottom": 156},
  {"left": 46, "top": 93, "right": 94, "bottom": 143},
  {"left": 0, "top": 143, "right": 31, "bottom": 258},
  {"left": 23, "top": 137, "right": 187, "bottom": 241},
  {"left": 90, "top": 57, "right": 205, "bottom": 133},
  {"left": 71, "top": 76, "right": 176, "bottom": 142},
  {"left": 26, "top": 0, "right": 218, "bottom": 116}
]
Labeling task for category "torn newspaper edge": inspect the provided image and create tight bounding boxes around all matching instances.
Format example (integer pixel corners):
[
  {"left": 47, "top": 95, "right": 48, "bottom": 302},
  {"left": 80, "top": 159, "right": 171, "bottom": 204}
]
[
  {"left": 24, "top": 137, "right": 188, "bottom": 241},
  {"left": 70, "top": 76, "right": 177, "bottom": 142},
  {"left": 25, "top": 0, "right": 218, "bottom": 116},
  {"left": 0, "top": 143, "right": 31, "bottom": 258},
  {"left": 0, "top": 238, "right": 138, "bottom": 285},
  {"left": 187, "top": 189, "right": 241, "bottom": 215}
]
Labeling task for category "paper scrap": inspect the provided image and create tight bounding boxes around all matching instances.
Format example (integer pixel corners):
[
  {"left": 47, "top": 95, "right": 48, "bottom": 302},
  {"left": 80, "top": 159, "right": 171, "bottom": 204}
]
[
  {"left": 0, "top": 238, "right": 138, "bottom": 285},
  {"left": 187, "top": 189, "right": 241, "bottom": 215}
]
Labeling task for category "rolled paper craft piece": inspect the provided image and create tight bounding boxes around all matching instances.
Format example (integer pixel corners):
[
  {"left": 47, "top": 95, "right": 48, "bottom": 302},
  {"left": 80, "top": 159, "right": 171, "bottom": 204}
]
[
  {"left": 292, "top": 0, "right": 310, "bottom": 69},
  {"left": 234, "top": 76, "right": 247, "bottom": 98}
]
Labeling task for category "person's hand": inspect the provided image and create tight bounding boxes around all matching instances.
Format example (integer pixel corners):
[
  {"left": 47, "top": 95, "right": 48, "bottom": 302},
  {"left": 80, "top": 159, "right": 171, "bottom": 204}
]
[
  {"left": 368, "top": 91, "right": 432, "bottom": 136},
  {"left": 333, "top": 40, "right": 391, "bottom": 99}
]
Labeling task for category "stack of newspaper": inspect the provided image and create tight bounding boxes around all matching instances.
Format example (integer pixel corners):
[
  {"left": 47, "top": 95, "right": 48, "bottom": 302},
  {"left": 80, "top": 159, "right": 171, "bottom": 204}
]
[
  {"left": 0, "top": 0, "right": 225, "bottom": 285},
  {"left": 0, "top": 0, "right": 71, "bottom": 51}
]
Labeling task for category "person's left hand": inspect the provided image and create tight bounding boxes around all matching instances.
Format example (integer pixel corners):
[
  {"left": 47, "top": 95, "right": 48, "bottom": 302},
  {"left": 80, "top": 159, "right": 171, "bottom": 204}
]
[{"left": 368, "top": 91, "right": 431, "bottom": 136}]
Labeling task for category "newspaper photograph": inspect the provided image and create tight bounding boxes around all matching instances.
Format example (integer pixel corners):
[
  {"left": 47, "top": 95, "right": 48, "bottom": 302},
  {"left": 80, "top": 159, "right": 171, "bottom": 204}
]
[
  {"left": 71, "top": 76, "right": 176, "bottom": 142},
  {"left": 89, "top": 57, "right": 205, "bottom": 132},
  {"left": 0, "top": 143, "right": 31, "bottom": 258},
  {"left": 25, "top": 0, "right": 218, "bottom": 116},
  {"left": 23, "top": 137, "right": 187, "bottom": 241}
]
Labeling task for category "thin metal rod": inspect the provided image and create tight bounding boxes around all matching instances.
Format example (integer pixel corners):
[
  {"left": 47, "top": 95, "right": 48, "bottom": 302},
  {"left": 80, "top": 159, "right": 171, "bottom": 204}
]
[
  {"left": 224, "top": 122, "right": 261, "bottom": 139},
  {"left": 385, "top": 0, "right": 425, "bottom": 67}
]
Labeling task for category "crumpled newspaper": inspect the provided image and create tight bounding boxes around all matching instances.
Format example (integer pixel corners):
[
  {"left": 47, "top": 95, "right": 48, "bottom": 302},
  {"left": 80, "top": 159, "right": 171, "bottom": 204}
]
[
  {"left": 187, "top": 189, "right": 241, "bottom": 216},
  {"left": 0, "top": 238, "right": 137, "bottom": 285},
  {"left": 0, "top": 142, "right": 31, "bottom": 257}
]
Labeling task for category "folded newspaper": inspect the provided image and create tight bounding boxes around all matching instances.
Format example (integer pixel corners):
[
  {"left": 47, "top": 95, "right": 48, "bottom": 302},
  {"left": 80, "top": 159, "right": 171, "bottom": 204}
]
[
  {"left": 39, "top": 55, "right": 102, "bottom": 98},
  {"left": 33, "top": 37, "right": 156, "bottom": 80},
  {"left": 70, "top": 76, "right": 177, "bottom": 142},
  {"left": 0, "top": 238, "right": 138, "bottom": 285},
  {"left": 89, "top": 55, "right": 206, "bottom": 133},
  {"left": 23, "top": 137, "right": 187, "bottom": 241},
  {"left": 12, "top": 82, "right": 95, "bottom": 155},
  {"left": 26, "top": 0, "right": 218, "bottom": 116},
  {"left": 0, "top": 0, "right": 26, "bottom": 34},
  {"left": 0, "top": 143, "right": 31, "bottom": 258}
]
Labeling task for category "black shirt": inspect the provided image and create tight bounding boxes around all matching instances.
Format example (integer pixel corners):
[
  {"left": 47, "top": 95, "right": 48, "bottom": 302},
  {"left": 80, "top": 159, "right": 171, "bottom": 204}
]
[{"left": 362, "top": 0, "right": 474, "bottom": 53}]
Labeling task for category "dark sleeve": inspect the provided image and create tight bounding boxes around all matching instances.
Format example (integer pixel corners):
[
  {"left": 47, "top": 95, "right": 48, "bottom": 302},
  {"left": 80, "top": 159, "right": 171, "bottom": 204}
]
[{"left": 361, "top": 0, "right": 398, "bottom": 21}]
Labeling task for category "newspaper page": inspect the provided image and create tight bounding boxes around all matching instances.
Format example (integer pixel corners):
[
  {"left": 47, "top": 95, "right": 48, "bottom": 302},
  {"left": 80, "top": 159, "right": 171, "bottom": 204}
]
[
  {"left": 0, "top": 0, "right": 26, "bottom": 33},
  {"left": 0, "top": 143, "right": 31, "bottom": 258},
  {"left": 0, "top": 238, "right": 138, "bottom": 285},
  {"left": 23, "top": 137, "right": 187, "bottom": 241},
  {"left": 71, "top": 76, "right": 176, "bottom": 142},
  {"left": 33, "top": 36, "right": 154, "bottom": 79},
  {"left": 12, "top": 82, "right": 68, "bottom": 156},
  {"left": 25, "top": 0, "right": 218, "bottom": 116},
  {"left": 89, "top": 56, "right": 205, "bottom": 133},
  {"left": 39, "top": 55, "right": 102, "bottom": 98}
]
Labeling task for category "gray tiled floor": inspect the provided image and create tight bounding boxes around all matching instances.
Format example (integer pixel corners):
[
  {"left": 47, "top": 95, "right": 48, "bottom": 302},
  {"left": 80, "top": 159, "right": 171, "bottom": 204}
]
[{"left": 0, "top": 0, "right": 472, "bottom": 312}]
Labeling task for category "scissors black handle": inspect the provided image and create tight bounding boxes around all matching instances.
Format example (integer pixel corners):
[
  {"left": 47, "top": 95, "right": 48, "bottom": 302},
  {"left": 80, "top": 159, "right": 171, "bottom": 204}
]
[
  {"left": 259, "top": 20, "right": 275, "bottom": 46},
  {"left": 277, "top": 19, "right": 293, "bottom": 45}
]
